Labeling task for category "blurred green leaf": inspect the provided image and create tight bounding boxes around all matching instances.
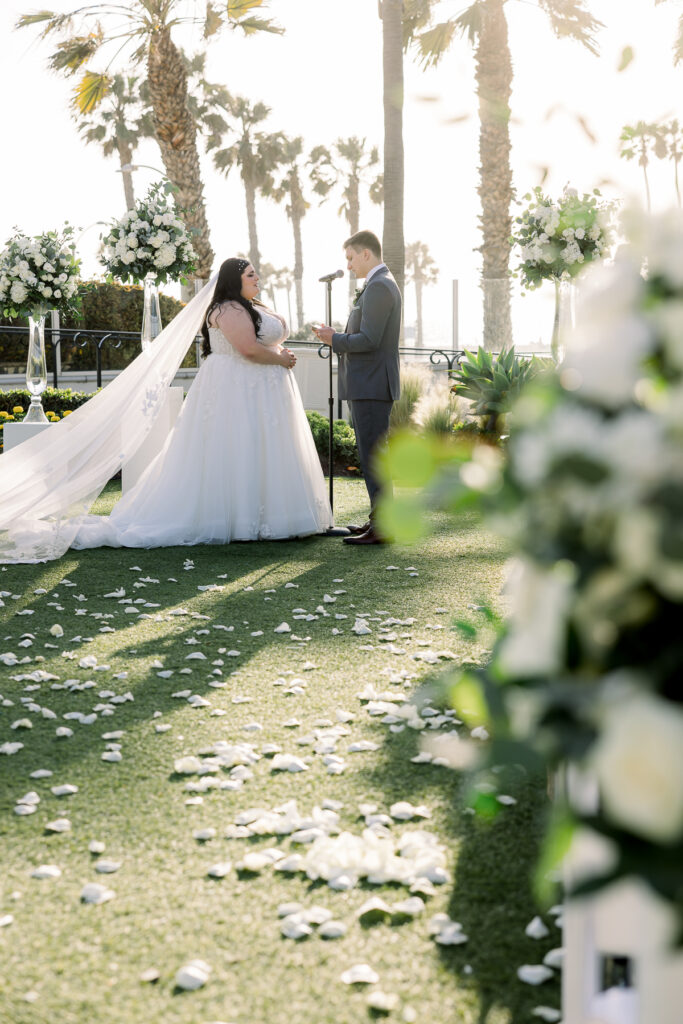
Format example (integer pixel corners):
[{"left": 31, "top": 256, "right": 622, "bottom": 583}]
[{"left": 448, "top": 672, "right": 489, "bottom": 726}]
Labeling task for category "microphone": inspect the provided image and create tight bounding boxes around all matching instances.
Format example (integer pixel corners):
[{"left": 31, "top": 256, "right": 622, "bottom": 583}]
[{"left": 318, "top": 269, "right": 344, "bottom": 282}]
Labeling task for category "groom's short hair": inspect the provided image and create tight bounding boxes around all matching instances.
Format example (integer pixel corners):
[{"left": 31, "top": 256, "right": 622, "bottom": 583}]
[{"left": 344, "top": 230, "right": 382, "bottom": 259}]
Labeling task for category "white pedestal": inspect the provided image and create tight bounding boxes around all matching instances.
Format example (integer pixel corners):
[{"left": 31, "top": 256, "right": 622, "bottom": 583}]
[
  {"left": 3, "top": 421, "right": 51, "bottom": 452},
  {"left": 121, "top": 386, "right": 183, "bottom": 493},
  {"left": 562, "top": 768, "right": 683, "bottom": 1023}
]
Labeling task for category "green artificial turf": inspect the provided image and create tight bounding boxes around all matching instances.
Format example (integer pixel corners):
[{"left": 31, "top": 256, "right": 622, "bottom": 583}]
[{"left": 0, "top": 479, "right": 560, "bottom": 1024}]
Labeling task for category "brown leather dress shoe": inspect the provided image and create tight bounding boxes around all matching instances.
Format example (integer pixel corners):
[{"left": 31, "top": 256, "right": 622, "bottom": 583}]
[
  {"left": 345, "top": 521, "right": 371, "bottom": 536},
  {"left": 343, "top": 525, "right": 386, "bottom": 546}
]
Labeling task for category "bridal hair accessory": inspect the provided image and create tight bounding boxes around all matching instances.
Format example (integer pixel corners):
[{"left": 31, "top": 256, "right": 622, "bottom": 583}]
[{"left": 236, "top": 259, "right": 250, "bottom": 272}]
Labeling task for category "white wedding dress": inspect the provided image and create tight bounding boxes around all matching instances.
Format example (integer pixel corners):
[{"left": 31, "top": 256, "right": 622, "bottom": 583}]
[{"left": 71, "top": 308, "right": 333, "bottom": 548}]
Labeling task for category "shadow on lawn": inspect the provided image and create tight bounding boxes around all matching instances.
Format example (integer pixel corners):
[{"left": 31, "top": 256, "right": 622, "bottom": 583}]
[{"left": 363, "top": 725, "right": 560, "bottom": 1024}]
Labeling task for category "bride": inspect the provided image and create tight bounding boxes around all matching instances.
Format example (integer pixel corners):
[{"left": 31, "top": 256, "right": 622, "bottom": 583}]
[
  {"left": 72, "top": 258, "right": 333, "bottom": 548},
  {"left": 0, "top": 259, "right": 332, "bottom": 563}
]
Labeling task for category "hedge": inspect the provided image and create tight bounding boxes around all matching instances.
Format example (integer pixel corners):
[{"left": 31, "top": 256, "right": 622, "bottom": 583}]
[
  {"left": 0, "top": 387, "right": 361, "bottom": 472},
  {"left": 0, "top": 280, "right": 193, "bottom": 374}
]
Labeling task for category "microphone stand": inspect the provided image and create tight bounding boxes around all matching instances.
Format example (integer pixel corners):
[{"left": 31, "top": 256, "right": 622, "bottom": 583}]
[{"left": 320, "top": 277, "right": 350, "bottom": 537}]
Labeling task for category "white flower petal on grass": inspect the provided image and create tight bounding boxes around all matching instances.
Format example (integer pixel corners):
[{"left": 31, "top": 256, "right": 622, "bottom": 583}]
[
  {"left": 0, "top": 915, "right": 14, "bottom": 927},
  {"left": 280, "top": 914, "right": 313, "bottom": 940},
  {"left": 434, "top": 923, "right": 469, "bottom": 945},
  {"left": 352, "top": 619, "right": 372, "bottom": 636},
  {"left": 207, "top": 862, "right": 232, "bottom": 879},
  {"left": 543, "top": 948, "right": 564, "bottom": 969},
  {"left": 45, "top": 818, "right": 71, "bottom": 833},
  {"left": 526, "top": 916, "right": 550, "bottom": 939},
  {"left": 1, "top": 742, "right": 24, "bottom": 755},
  {"left": 51, "top": 784, "right": 78, "bottom": 797},
  {"left": 319, "top": 919, "right": 347, "bottom": 939},
  {"left": 193, "top": 828, "right": 216, "bottom": 842},
  {"left": 357, "top": 897, "right": 392, "bottom": 924},
  {"left": 11, "top": 719, "right": 32, "bottom": 730},
  {"left": 89, "top": 841, "right": 106, "bottom": 854},
  {"left": 391, "top": 897, "right": 425, "bottom": 922},
  {"left": 101, "top": 751, "right": 122, "bottom": 763},
  {"left": 14, "top": 804, "right": 37, "bottom": 816},
  {"left": 30, "top": 769, "right": 53, "bottom": 779},
  {"left": 531, "top": 1007, "right": 562, "bottom": 1022},
  {"left": 56, "top": 727, "right": 73, "bottom": 738},
  {"left": 271, "top": 754, "right": 308, "bottom": 773},
  {"left": 517, "top": 965, "right": 554, "bottom": 985},
  {"left": 390, "top": 802, "right": 431, "bottom": 821},
  {"left": 94, "top": 860, "right": 121, "bottom": 874},
  {"left": 175, "top": 959, "right": 211, "bottom": 990},
  {"left": 274, "top": 622, "right": 291, "bottom": 634},
  {"left": 17, "top": 791, "right": 40, "bottom": 806},
  {"left": 49, "top": 624, "right": 64, "bottom": 637},
  {"left": 341, "top": 964, "right": 379, "bottom": 985},
  {"left": 174, "top": 756, "right": 203, "bottom": 775},
  {"left": 31, "top": 864, "right": 62, "bottom": 879},
  {"left": 348, "top": 741, "right": 379, "bottom": 753},
  {"left": 185, "top": 652, "right": 207, "bottom": 661},
  {"left": 366, "top": 991, "right": 399, "bottom": 1014},
  {"left": 80, "top": 882, "right": 115, "bottom": 904}
]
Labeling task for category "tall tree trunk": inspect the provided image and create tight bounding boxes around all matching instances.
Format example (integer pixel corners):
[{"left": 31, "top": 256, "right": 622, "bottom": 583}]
[
  {"left": 675, "top": 155, "right": 681, "bottom": 208},
  {"left": 380, "top": 0, "right": 405, "bottom": 299},
  {"left": 416, "top": 277, "right": 424, "bottom": 347},
  {"left": 116, "top": 137, "right": 135, "bottom": 212},
  {"left": 147, "top": 25, "right": 214, "bottom": 280},
  {"left": 348, "top": 172, "right": 361, "bottom": 303},
  {"left": 477, "top": 0, "right": 513, "bottom": 351},
  {"left": 292, "top": 211, "right": 304, "bottom": 330},
  {"left": 286, "top": 283, "right": 293, "bottom": 327},
  {"left": 243, "top": 173, "right": 261, "bottom": 273}
]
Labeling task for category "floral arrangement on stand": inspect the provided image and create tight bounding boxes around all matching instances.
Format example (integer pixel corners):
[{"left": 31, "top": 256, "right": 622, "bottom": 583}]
[
  {"left": 100, "top": 182, "right": 197, "bottom": 348},
  {"left": 511, "top": 186, "right": 614, "bottom": 359},
  {"left": 0, "top": 226, "right": 81, "bottom": 423},
  {"left": 441, "top": 209, "right": 683, "bottom": 939}
]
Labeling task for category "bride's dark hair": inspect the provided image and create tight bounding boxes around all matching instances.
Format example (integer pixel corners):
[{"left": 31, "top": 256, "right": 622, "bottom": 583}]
[{"left": 201, "top": 257, "right": 263, "bottom": 358}]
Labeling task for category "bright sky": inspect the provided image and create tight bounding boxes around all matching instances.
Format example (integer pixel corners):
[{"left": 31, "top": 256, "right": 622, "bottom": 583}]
[{"left": 1, "top": 0, "right": 681, "bottom": 349}]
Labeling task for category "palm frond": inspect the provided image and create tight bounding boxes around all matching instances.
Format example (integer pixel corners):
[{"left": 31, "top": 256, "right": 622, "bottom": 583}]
[
  {"left": 16, "top": 10, "right": 75, "bottom": 37},
  {"left": 228, "top": 0, "right": 265, "bottom": 15},
  {"left": 48, "top": 31, "right": 102, "bottom": 75},
  {"left": 414, "top": 20, "right": 458, "bottom": 68},
  {"left": 454, "top": 2, "right": 483, "bottom": 45},
  {"left": 537, "top": 0, "right": 603, "bottom": 56},
  {"left": 204, "top": 3, "right": 223, "bottom": 38},
  {"left": 73, "top": 70, "right": 110, "bottom": 114},
  {"left": 235, "top": 15, "right": 283, "bottom": 35}
]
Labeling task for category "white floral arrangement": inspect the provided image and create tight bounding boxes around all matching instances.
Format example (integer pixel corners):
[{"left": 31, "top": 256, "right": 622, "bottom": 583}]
[
  {"left": 511, "top": 185, "right": 613, "bottom": 289},
  {"left": 100, "top": 182, "right": 196, "bottom": 286},
  {"left": 0, "top": 225, "right": 81, "bottom": 320},
  {"left": 453, "top": 208, "right": 683, "bottom": 927}
]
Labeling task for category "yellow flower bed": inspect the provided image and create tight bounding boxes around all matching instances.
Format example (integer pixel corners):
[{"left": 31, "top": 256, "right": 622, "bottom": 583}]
[{"left": 12, "top": 406, "right": 24, "bottom": 414}]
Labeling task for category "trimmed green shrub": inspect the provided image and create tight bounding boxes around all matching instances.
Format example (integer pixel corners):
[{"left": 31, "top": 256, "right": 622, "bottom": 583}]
[
  {"left": 0, "top": 280, "right": 193, "bottom": 373},
  {"left": 306, "top": 410, "right": 360, "bottom": 473}
]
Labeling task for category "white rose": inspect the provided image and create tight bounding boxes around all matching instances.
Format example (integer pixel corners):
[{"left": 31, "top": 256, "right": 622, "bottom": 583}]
[
  {"left": 122, "top": 251, "right": 137, "bottom": 265},
  {"left": 43, "top": 262, "right": 55, "bottom": 273},
  {"left": 592, "top": 693, "right": 683, "bottom": 843},
  {"left": 126, "top": 233, "right": 139, "bottom": 249},
  {"left": 42, "top": 286, "right": 53, "bottom": 297},
  {"left": 575, "top": 227, "right": 585, "bottom": 240},
  {"left": 153, "top": 215, "right": 162, "bottom": 226},
  {"left": 149, "top": 234, "right": 163, "bottom": 249},
  {"left": 496, "top": 558, "right": 574, "bottom": 678},
  {"left": 54, "top": 289, "right": 62, "bottom": 298},
  {"left": 10, "top": 281, "right": 28, "bottom": 303},
  {"left": 162, "top": 212, "right": 173, "bottom": 225},
  {"left": 34, "top": 253, "right": 45, "bottom": 267}
]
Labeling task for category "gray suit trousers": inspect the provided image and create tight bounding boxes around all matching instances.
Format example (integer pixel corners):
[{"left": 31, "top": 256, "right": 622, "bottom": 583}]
[{"left": 348, "top": 399, "right": 393, "bottom": 513}]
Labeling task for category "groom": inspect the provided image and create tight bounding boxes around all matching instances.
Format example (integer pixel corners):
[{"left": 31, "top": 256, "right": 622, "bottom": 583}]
[{"left": 314, "top": 230, "right": 402, "bottom": 546}]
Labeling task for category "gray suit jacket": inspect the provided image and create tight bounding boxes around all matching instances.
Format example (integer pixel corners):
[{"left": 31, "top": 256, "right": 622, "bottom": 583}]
[{"left": 331, "top": 266, "right": 402, "bottom": 401}]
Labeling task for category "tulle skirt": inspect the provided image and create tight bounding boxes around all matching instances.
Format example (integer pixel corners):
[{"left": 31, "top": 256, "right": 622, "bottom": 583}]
[{"left": 72, "top": 351, "right": 333, "bottom": 548}]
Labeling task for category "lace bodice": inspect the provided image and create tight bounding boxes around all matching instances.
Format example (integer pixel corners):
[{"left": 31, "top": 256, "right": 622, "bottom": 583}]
[{"left": 208, "top": 306, "right": 288, "bottom": 356}]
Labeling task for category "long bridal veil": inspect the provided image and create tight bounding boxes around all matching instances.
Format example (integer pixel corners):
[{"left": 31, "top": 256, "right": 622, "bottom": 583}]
[{"left": 0, "top": 273, "right": 218, "bottom": 564}]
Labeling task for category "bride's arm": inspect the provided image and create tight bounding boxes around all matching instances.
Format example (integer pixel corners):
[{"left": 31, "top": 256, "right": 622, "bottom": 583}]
[{"left": 214, "top": 305, "right": 294, "bottom": 367}]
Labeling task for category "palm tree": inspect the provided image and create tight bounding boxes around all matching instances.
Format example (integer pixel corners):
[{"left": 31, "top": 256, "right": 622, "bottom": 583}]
[
  {"left": 379, "top": 0, "right": 406, "bottom": 298},
  {"left": 74, "top": 72, "right": 153, "bottom": 211},
  {"left": 405, "top": 241, "right": 439, "bottom": 347},
  {"left": 17, "top": 1, "right": 282, "bottom": 281},
  {"left": 206, "top": 94, "right": 284, "bottom": 273},
  {"left": 663, "top": 119, "right": 683, "bottom": 207},
  {"left": 264, "top": 137, "right": 310, "bottom": 330},
  {"left": 655, "top": 0, "right": 683, "bottom": 64},
  {"left": 619, "top": 121, "right": 666, "bottom": 212},
  {"left": 411, "top": 0, "right": 602, "bottom": 350},
  {"left": 309, "top": 137, "right": 383, "bottom": 301}
]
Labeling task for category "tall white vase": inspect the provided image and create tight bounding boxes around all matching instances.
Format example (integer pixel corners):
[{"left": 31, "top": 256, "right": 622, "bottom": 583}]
[{"left": 141, "top": 274, "right": 162, "bottom": 350}]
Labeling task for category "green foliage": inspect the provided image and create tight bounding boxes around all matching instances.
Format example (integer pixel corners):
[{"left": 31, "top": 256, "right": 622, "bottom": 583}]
[
  {"left": 389, "top": 365, "right": 429, "bottom": 432},
  {"left": 0, "top": 281, "right": 191, "bottom": 373},
  {"left": 306, "top": 411, "right": 360, "bottom": 473},
  {"left": 0, "top": 386, "right": 92, "bottom": 451},
  {"left": 451, "top": 347, "right": 541, "bottom": 435}
]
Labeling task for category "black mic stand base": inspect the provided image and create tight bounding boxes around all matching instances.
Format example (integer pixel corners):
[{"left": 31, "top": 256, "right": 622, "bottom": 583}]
[{"left": 324, "top": 525, "right": 351, "bottom": 537}]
